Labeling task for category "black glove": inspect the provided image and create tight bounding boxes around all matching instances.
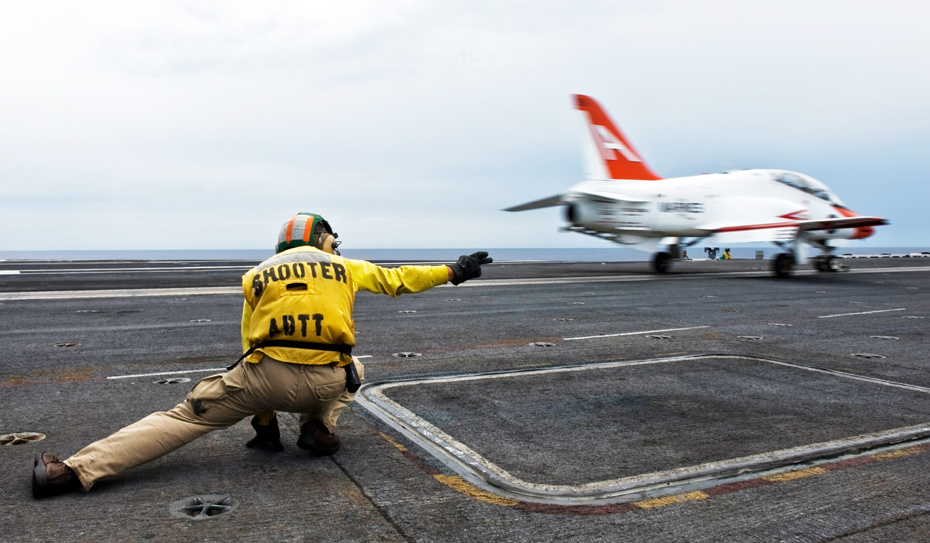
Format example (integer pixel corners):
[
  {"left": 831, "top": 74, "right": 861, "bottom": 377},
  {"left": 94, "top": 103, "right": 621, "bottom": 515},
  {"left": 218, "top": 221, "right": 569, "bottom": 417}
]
[
  {"left": 245, "top": 415, "right": 284, "bottom": 452},
  {"left": 449, "top": 252, "right": 492, "bottom": 285}
]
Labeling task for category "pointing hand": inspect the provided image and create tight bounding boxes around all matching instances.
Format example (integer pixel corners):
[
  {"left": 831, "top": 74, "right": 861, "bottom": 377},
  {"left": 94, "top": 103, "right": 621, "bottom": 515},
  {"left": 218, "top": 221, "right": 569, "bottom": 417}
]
[{"left": 449, "top": 252, "right": 493, "bottom": 285}]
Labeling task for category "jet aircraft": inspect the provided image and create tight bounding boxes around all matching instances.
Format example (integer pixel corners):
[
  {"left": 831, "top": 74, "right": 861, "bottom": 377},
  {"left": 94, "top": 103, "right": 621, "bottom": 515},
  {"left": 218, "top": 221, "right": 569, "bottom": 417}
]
[{"left": 505, "top": 95, "right": 889, "bottom": 277}]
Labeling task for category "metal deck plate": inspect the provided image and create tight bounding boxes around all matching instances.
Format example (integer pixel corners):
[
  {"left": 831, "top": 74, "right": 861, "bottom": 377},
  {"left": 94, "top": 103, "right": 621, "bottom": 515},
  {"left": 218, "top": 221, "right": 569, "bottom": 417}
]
[{"left": 357, "top": 355, "right": 930, "bottom": 505}]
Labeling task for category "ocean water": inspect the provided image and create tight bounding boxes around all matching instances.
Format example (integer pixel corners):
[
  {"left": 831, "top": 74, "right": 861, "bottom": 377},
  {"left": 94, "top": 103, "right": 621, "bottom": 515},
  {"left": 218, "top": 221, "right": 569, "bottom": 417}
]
[{"left": 0, "top": 246, "right": 927, "bottom": 262}]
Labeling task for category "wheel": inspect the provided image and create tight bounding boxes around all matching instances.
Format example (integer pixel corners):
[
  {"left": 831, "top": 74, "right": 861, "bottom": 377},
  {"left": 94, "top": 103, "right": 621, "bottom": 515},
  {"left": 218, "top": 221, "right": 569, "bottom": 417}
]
[
  {"left": 773, "top": 253, "right": 795, "bottom": 278},
  {"left": 815, "top": 255, "right": 843, "bottom": 272},
  {"left": 814, "top": 256, "right": 828, "bottom": 272},
  {"left": 652, "top": 252, "right": 672, "bottom": 274}
]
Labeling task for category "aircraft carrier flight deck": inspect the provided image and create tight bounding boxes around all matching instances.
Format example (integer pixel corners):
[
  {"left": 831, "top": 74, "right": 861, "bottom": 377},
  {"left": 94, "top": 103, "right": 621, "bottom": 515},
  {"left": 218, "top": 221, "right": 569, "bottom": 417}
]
[{"left": 2, "top": 256, "right": 929, "bottom": 542}]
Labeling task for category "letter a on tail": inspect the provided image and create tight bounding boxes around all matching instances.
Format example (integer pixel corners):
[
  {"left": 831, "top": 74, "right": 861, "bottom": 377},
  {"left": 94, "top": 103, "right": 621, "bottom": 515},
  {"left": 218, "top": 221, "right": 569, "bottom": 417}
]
[{"left": 574, "top": 94, "right": 661, "bottom": 181}]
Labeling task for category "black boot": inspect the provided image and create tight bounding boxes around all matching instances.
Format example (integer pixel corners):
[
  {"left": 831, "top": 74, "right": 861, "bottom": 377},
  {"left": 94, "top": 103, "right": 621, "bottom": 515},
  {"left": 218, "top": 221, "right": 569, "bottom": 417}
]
[
  {"left": 297, "top": 420, "right": 340, "bottom": 456},
  {"left": 245, "top": 415, "right": 284, "bottom": 452},
  {"left": 32, "top": 452, "right": 80, "bottom": 499}
]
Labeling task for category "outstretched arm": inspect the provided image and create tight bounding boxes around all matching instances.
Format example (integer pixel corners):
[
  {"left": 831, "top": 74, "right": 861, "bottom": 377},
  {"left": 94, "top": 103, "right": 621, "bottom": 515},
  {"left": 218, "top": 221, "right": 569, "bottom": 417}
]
[{"left": 349, "top": 252, "right": 492, "bottom": 296}]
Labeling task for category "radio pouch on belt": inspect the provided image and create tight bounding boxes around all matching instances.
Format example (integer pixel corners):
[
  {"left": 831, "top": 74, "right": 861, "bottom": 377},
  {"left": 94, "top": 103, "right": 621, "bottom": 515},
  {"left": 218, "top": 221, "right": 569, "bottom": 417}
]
[{"left": 344, "top": 361, "right": 361, "bottom": 393}]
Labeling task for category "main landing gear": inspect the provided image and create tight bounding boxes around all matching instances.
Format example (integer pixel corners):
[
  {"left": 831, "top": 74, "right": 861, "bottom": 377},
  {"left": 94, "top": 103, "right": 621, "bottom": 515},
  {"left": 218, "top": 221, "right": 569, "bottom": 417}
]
[
  {"left": 772, "top": 253, "right": 795, "bottom": 278},
  {"left": 652, "top": 242, "right": 682, "bottom": 274},
  {"left": 652, "top": 251, "right": 673, "bottom": 274}
]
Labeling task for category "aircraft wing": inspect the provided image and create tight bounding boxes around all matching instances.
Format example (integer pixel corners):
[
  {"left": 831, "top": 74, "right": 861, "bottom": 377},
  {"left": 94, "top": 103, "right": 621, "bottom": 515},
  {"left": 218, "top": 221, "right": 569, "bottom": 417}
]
[
  {"left": 702, "top": 215, "right": 889, "bottom": 244},
  {"left": 580, "top": 190, "right": 650, "bottom": 204},
  {"left": 504, "top": 191, "right": 651, "bottom": 212},
  {"left": 503, "top": 195, "right": 564, "bottom": 212},
  {"left": 794, "top": 216, "right": 889, "bottom": 232}
]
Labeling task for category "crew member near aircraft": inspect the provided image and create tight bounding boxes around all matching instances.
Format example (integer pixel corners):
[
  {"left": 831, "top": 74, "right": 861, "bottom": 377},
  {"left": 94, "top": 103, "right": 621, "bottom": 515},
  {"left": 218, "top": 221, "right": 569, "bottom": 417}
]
[{"left": 31, "top": 212, "right": 492, "bottom": 498}]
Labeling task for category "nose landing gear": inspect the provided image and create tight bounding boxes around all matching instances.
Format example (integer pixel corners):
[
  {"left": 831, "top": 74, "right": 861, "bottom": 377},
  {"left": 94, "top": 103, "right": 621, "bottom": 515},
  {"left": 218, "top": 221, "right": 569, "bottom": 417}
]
[{"left": 814, "top": 254, "right": 846, "bottom": 273}]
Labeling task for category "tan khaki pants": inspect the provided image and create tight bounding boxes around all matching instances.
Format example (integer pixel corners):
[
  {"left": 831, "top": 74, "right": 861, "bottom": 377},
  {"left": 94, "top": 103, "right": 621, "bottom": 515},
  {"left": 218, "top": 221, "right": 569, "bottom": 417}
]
[{"left": 64, "top": 356, "right": 364, "bottom": 491}]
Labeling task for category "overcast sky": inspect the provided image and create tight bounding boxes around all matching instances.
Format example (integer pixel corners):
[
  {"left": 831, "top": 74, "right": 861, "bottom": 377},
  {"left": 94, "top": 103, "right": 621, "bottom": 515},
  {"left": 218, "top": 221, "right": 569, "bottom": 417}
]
[{"left": 1, "top": 1, "right": 927, "bottom": 252}]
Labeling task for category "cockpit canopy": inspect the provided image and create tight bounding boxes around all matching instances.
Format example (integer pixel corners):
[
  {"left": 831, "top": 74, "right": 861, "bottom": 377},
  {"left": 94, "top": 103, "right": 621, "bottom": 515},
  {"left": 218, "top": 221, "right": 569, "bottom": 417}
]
[{"left": 771, "top": 170, "right": 845, "bottom": 207}]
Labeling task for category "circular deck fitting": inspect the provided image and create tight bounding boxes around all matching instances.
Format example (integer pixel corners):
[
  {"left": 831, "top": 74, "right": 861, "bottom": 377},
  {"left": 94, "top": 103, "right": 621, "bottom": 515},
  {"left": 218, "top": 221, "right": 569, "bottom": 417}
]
[
  {"left": 398, "top": 310, "right": 417, "bottom": 314},
  {"left": 0, "top": 432, "right": 46, "bottom": 446},
  {"left": 189, "top": 319, "right": 211, "bottom": 323},
  {"left": 154, "top": 377, "right": 191, "bottom": 384},
  {"left": 852, "top": 353, "right": 886, "bottom": 359},
  {"left": 53, "top": 342, "right": 79, "bottom": 348},
  {"left": 529, "top": 342, "right": 556, "bottom": 348},
  {"left": 649, "top": 335, "right": 671, "bottom": 340},
  {"left": 393, "top": 352, "right": 422, "bottom": 358},
  {"left": 553, "top": 318, "right": 574, "bottom": 321},
  {"left": 769, "top": 323, "right": 793, "bottom": 327},
  {"left": 169, "top": 494, "right": 239, "bottom": 520},
  {"left": 870, "top": 336, "right": 900, "bottom": 340},
  {"left": 738, "top": 336, "right": 764, "bottom": 341}
]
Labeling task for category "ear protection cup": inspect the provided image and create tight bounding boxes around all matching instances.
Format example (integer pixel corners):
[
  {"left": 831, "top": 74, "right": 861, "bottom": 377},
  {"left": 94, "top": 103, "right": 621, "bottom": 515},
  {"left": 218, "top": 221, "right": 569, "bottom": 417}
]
[{"left": 319, "top": 233, "right": 338, "bottom": 254}]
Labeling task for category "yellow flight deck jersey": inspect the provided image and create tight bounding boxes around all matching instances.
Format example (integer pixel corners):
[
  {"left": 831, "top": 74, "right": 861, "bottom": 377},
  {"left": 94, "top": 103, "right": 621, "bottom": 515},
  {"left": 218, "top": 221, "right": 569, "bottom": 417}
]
[{"left": 240, "top": 246, "right": 449, "bottom": 366}]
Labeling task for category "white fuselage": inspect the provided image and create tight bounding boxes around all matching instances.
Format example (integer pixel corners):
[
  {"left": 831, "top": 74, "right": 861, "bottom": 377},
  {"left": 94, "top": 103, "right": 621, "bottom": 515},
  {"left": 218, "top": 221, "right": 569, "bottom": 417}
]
[{"left": 563, "top": 169, "right": 864, "bottom": 247}]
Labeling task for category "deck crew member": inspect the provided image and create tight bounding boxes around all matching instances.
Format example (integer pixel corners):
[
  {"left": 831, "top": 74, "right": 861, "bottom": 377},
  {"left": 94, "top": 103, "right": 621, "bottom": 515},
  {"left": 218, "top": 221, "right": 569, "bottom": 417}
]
[{"left": 32, "top": 212, "right": 492, "bottom": 498}]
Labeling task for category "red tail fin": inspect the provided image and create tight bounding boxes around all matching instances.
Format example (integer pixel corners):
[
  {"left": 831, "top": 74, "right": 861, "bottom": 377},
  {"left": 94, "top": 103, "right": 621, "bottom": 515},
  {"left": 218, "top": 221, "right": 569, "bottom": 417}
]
[{"left": 574, "top": 94, "right": 661, "bottom": 180}]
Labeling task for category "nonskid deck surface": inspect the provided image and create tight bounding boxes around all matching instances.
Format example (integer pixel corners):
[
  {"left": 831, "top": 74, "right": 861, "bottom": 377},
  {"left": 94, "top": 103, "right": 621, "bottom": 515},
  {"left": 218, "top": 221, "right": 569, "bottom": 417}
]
[{"left": 2, "top": 258, "right": 929, "bottom": 541}]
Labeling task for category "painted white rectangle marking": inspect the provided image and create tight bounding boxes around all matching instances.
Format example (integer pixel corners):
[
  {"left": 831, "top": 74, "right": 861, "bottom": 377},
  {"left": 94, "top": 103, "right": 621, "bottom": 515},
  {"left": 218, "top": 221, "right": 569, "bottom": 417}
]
[
  {"left": 817, "top": 308, "right": 906, "bottom": 319},
  {"left": 107, "top": 368, "right": 228, "bottom": 380},
  {"left": 563, "top": 326, "right": 709, "bottom": 341}
]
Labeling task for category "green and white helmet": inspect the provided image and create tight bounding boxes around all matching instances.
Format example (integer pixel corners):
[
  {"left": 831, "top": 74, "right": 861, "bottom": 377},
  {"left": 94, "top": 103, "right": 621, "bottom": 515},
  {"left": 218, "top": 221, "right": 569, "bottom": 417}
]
[{"left": 276, "top": 213, "right": 338, "bottom": 254}]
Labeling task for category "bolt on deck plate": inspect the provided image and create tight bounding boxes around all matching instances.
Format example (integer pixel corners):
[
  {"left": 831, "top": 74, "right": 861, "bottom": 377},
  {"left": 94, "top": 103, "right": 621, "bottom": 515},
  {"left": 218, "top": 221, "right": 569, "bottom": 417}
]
[
  {"left": 154, "top": 377, "right": 192, "bottom": 384},
  {"left": 169, "top": 494, "right": 239, "bottom": 520},
  {"left": 393, "top": 352, "right": 422, "bottom": 358}
]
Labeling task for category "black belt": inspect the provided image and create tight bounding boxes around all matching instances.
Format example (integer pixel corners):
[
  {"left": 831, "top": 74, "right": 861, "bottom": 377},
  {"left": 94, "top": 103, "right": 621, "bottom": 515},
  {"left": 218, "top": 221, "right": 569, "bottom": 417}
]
[{"left": 227, "top": 340, "right": 353, "bottom": 370}]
